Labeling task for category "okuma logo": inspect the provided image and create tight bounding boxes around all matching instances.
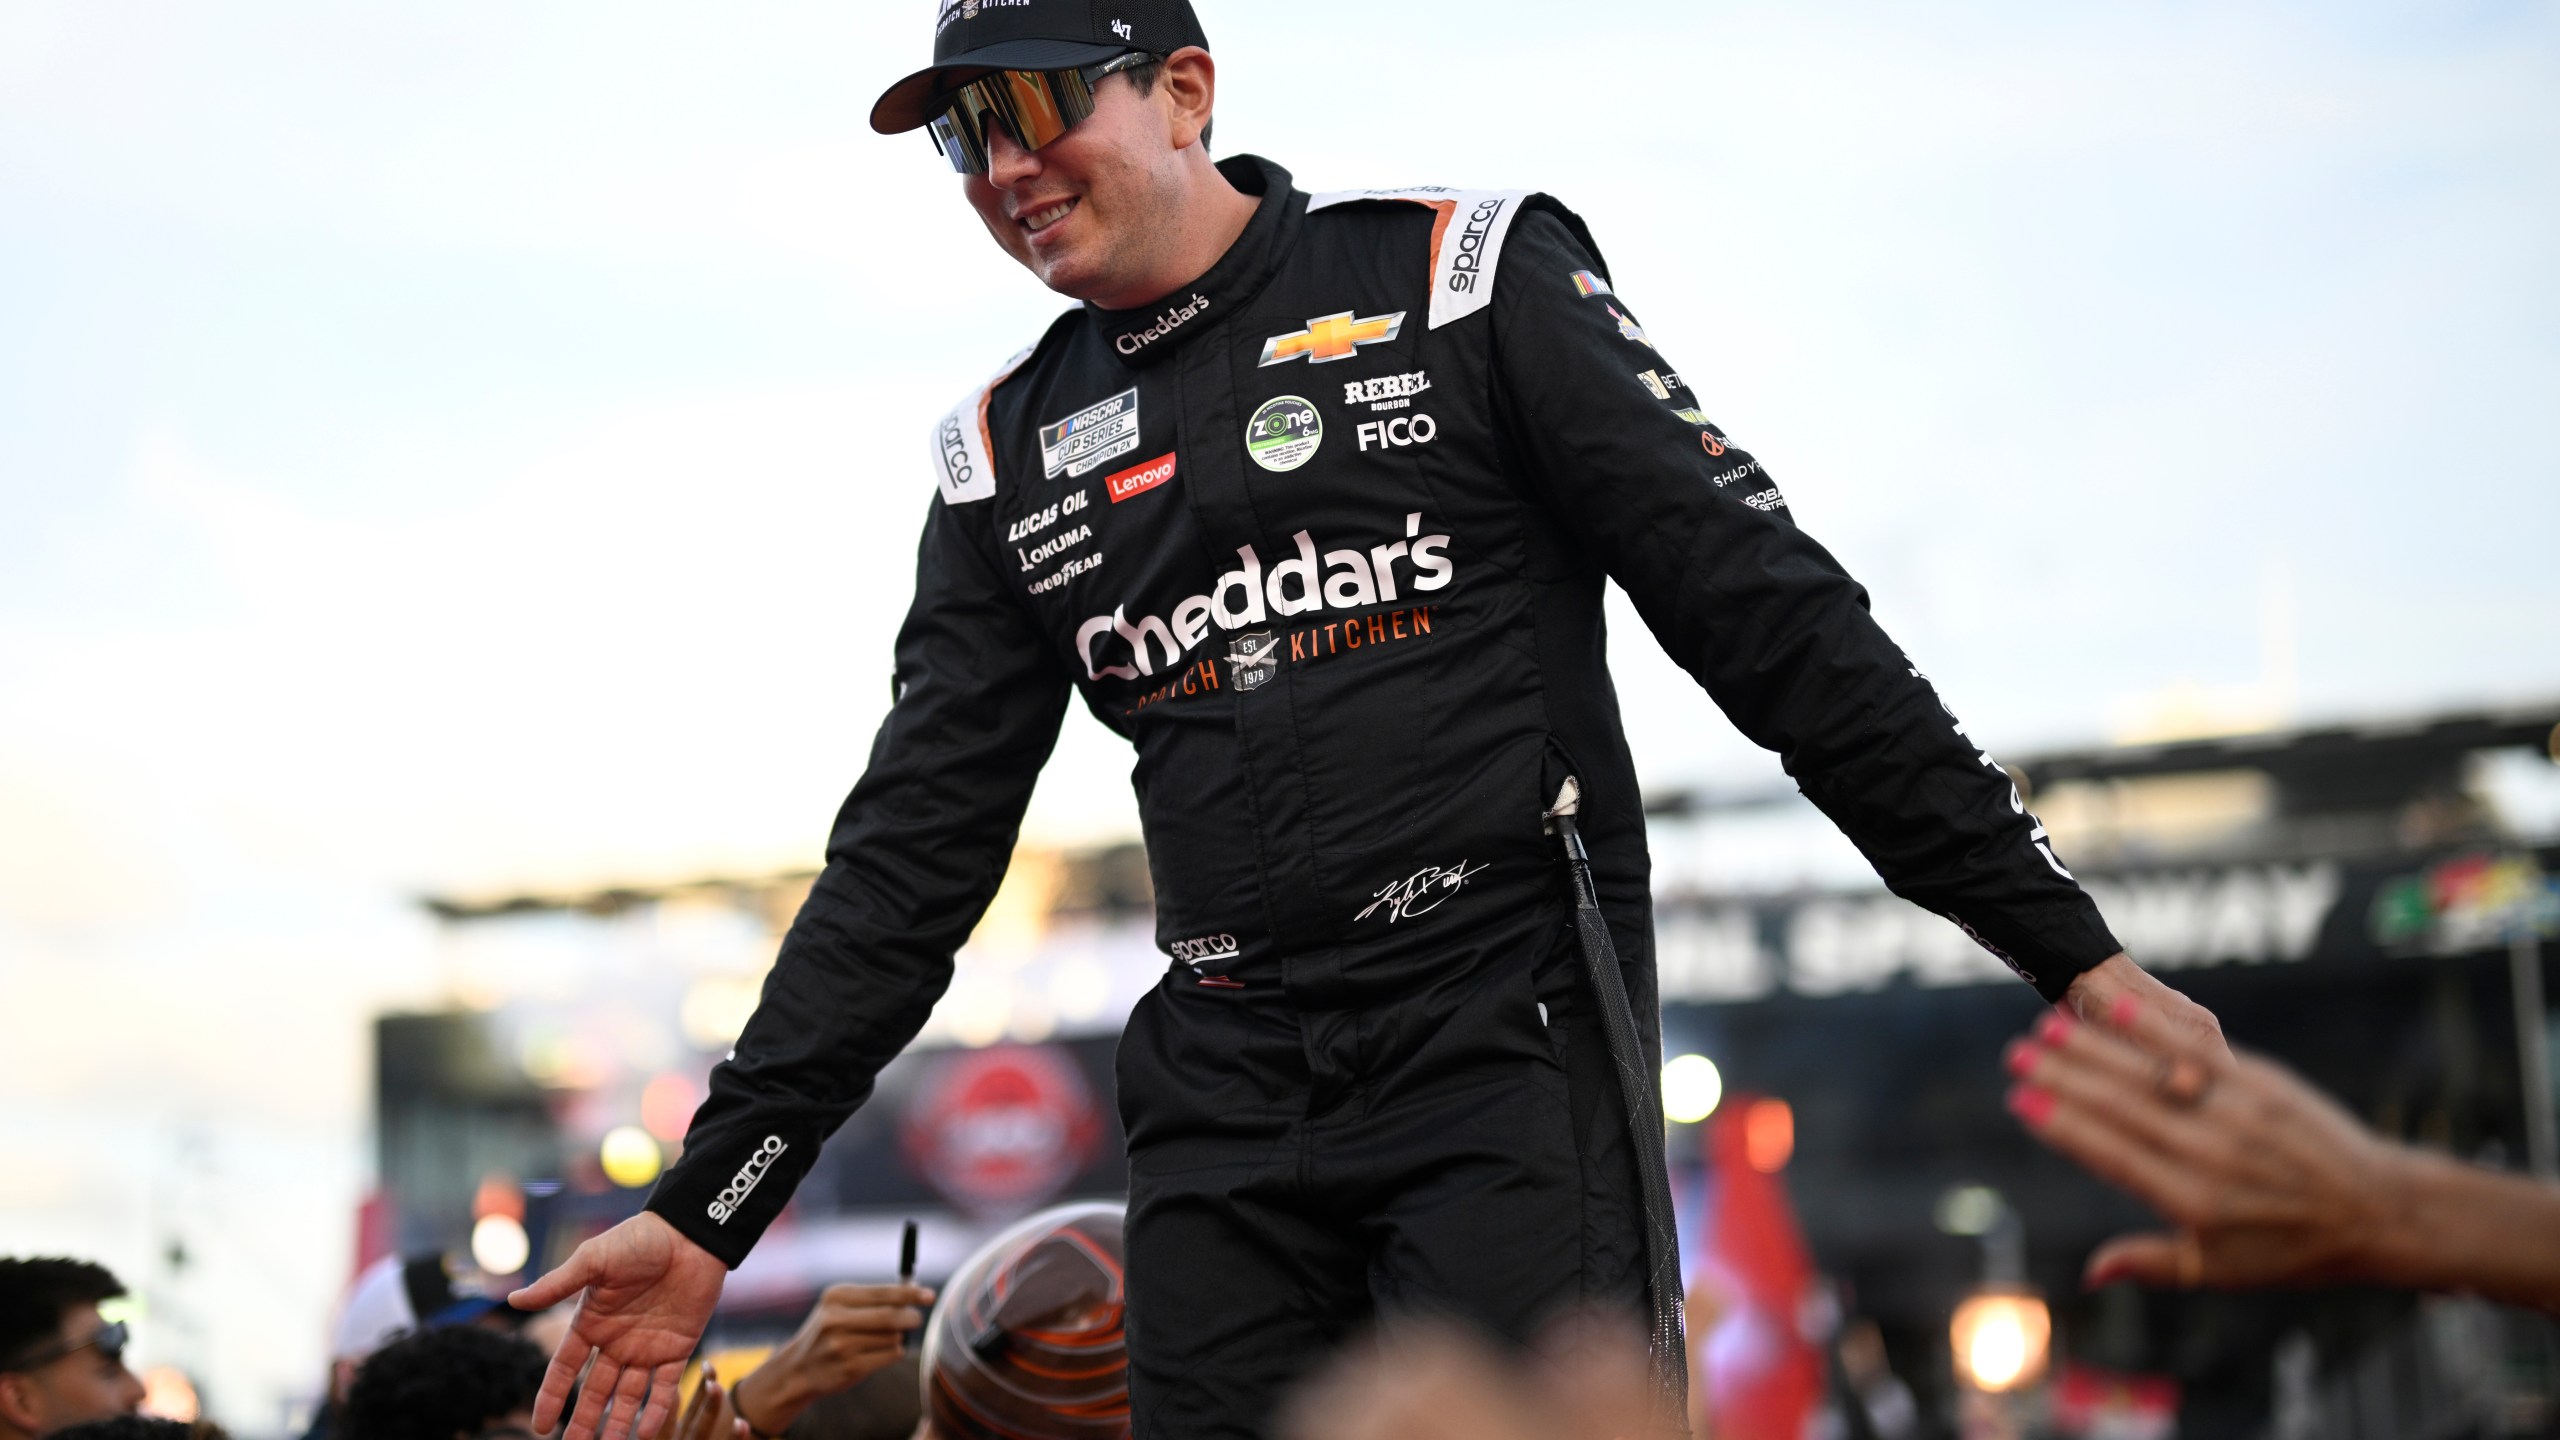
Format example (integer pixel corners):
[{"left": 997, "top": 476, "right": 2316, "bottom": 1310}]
[{"left": 706, "top": 1135, "right": 788, "bottom": 1224}]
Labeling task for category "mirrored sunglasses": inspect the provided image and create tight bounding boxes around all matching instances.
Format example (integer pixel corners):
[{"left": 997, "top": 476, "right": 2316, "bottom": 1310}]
[{"left": 926, "top": 52, "right": 1159, "bottom": 175}]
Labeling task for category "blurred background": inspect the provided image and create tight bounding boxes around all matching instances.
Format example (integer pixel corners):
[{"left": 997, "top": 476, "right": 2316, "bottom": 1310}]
[{"left": 2, "top": 0, "right": 2556, "bottom": 1435}]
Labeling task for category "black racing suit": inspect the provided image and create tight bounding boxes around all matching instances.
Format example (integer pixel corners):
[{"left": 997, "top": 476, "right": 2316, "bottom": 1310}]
[{"left": 648, "top": 155, "right": 2121, "bottom": 1439}]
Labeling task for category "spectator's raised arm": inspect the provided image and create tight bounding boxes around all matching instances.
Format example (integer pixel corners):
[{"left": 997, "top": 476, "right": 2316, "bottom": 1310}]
[{"left": 2007, "top": 1000, "right": 2560, "bottom": 1312}]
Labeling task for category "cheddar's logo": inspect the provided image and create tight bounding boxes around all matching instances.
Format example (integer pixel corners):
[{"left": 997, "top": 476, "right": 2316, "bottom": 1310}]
[{"left": 1258, "top": 310, "right": 1406, "bottom": 367}]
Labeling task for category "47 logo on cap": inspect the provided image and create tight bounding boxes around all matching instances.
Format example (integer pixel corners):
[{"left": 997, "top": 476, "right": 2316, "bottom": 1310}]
[{"left": 1259, "top": 310, "right": 1406, "bottom": 367}]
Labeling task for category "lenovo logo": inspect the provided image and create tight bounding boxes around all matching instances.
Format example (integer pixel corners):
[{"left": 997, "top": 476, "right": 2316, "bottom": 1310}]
[{"left": 1107, "top": 452, "right": 1177, "bottom": 503}]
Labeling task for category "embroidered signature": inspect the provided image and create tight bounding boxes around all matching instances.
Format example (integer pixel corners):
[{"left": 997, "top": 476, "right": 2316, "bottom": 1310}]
[{"left": 1354, "top": 860, "right": 1491, "bottom": 924}]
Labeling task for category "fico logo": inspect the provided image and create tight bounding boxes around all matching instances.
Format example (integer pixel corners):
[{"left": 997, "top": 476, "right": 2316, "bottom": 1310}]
[
  {"left": 1107, "top": 452, "right": 1177, "bottom": 503},
  {"left": 1357, "top": 415, "right": 1438, "bottom": 452},
  {"left": 1445, "top": 196, "right": 1509, "bottom": 294},
  {"left": 706, "top": 1135, "right": 788, "bottom": 1225}
]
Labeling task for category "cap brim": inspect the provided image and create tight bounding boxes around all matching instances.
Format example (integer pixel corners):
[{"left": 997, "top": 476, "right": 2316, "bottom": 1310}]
[
  {"left": 869, "top": 38, "right": 1137, "bottom": 134},
  {"left": 425, "top": 1296, "right": 507, "bottom": 1328}
]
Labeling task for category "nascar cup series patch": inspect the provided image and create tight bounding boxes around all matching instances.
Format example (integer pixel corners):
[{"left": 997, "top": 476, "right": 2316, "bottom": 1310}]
[
  {"left": 1039, "top": 387, "right": 1141, "bottom": 480},
  {"left": 1246, "top": 395, "right": 1323, "bottom": 473}
]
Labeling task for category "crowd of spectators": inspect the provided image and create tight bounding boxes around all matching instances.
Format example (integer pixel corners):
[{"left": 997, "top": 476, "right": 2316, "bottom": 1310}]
[{"left": 10, "top": 994, "right": 2560, "bottom": 1440}]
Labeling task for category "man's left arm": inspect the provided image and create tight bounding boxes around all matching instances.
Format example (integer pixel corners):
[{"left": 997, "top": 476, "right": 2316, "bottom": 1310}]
[{"left": 1488, "top": 205, "right": 2216, "bottom": 1045}]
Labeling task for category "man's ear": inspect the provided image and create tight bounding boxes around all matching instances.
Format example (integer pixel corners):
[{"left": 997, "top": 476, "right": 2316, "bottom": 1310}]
[
  {"left": 1157, "top": 46, "right": 1217, "bottom": 150},
  {"left": 0, "top": 1370, "right": 47, "bottom": 1436}
]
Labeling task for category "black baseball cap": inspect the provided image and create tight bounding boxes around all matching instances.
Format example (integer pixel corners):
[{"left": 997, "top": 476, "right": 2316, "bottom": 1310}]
[{"left": 870, "top": 0, "right": 1213, "bottom": 135}]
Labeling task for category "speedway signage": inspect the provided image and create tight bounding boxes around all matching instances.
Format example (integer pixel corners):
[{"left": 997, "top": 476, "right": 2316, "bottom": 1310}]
[{"left": 1655, "top": 849, "right": 2559, "bottom": 1005}]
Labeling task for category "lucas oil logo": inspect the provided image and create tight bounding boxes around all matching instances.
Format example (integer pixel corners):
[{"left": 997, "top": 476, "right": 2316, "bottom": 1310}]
[
  {"left": 1245, "top": 395, "right": 1323, "bottom": 472},
  {"left": 1259, "top": 310, "right": 1405, "bottom": 366},
  {"left": 1040, "top": 388, "right": 1142, "bottom": 479}
]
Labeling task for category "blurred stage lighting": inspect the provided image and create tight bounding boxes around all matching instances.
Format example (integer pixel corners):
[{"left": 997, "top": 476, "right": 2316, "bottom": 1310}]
[
  {"left": 1935, "top": 1184, "right": 2005, "bottom": 1237},
  {"left": 600, "top": 1125, "right": 665, "bottom": 1189},
  {"left": 1951, "top": 1291, "right": 2051, "bottom": 1392},
  {"left": 471, "top": 1213, "right": 532, "bottom": 1277},
  {"left": 1661, "top": 1053, "right": 1723, "bottom": 1123},
  {"left": 642, "top": 1072, "right": 700, "bottom": 1143},
  {"left": 1744, "top": 1098, "right": 1794, "bottom": 1172}
]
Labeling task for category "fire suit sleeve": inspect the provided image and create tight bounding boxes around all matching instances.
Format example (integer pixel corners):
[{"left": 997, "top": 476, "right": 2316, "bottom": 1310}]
[
  {"left": 1490, "top": 206, "right": 2120, "bottom": 1001},
  {"left": 644, "top": 490, "right": 1073, "bottom": 1266}
]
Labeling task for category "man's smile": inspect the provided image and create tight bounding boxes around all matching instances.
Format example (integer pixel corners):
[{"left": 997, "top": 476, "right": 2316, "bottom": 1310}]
[{"left": 1017, "top": 197, "right": 1080, "bottom": 235}]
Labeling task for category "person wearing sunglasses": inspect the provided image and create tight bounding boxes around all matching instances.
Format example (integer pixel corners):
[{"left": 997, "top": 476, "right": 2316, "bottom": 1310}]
[
  {"left": 516, "top": 2, "right": 2218, "bottom": 1438},
  {"left": 0, "top": 1259, "right": 145, "bottom": 1440}
]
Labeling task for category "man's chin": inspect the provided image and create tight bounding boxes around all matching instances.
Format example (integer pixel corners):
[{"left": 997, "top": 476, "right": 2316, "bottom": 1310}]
[{"left": 1028, "top": 245, "right": 1116, "bottom": 304}]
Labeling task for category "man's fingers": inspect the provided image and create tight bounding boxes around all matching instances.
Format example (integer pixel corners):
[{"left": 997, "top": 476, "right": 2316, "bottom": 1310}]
[
  {"left": 601, "top": 1361, "right": 654, "bottom": 1440},
  {"left": 2016, "top": 1038, "right": 2231, "bottom": 1178},
  {"left": 566, "top": 1356, "right": 618, "bottom": 1440},
  {"left": 823, "top": 1283, "right": 937, "bottom": 1309},
  {"left": 512, "top": 1249, "right": 598, "bottom": 1313},
  {"left": 534, "top": 1331, "right": 596, "bottom": 1435},
  {"left": 675, "top": 1371, "right": 716, "bottom": 1440},
  {"left": 2102, "top": 989, "right": 2230, "bottom": 1064},
  {"left": 825, "top": 1306, "right": 930, "bottom": 1334},
  {"left": 2083, "top": 1233, "right": 2189, "bottom": 1290},
  {"left": 632, "top": 1362, "right": 682, "bottom": 1440}
]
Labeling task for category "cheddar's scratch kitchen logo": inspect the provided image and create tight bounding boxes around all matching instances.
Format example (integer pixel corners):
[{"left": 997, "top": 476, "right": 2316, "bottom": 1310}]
[{"left": 1083, "top": 511, "right": 1455, "bottom": 685}]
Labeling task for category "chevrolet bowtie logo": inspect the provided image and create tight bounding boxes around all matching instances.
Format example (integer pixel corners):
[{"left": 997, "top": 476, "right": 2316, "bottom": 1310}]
[{"left": 1258, "top": 310, "right": 1407, "bottom": 367}]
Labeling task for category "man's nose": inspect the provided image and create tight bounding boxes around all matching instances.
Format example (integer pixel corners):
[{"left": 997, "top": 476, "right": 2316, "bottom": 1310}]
[{"left": 984, "top": 120, "right": 1042, "bottom": 188}]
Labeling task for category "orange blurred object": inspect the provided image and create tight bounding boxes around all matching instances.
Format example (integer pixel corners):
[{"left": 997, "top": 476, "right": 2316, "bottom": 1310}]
[
  {"left": 642, "top": 1071, "right": 700, "bottom": 1143},
  {"left": 472, "top": 1172, "right": 525, "bottom": 1222},
  {"left": 139, "top": 1366, "right": 199, "bottom": 1419},
  {"left": 1951, "top": 1291, "right": 2052, "bottom": 1392},
  {"left": 1744, "top": 1099, "right": 1794, "bottom": 1173}
]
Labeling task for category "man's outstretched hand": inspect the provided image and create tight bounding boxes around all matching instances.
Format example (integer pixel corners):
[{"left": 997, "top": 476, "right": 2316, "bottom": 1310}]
[
  {"left": 511, "top": 1210, "right": 728, "bottom": 1440},
  {"left": 2062, "top": 952, "right": 2228, "bottom": 1061}
]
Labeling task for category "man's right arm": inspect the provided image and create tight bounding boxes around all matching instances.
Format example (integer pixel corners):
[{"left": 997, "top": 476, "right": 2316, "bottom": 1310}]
[{"left": 645, "top": 490, "right": 1073, "bottom": 1266}]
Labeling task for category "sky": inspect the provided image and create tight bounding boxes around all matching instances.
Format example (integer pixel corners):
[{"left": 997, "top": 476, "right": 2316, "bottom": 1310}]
[{"left": 2, "top": 0, "right": 2556, "bottom": 1425}]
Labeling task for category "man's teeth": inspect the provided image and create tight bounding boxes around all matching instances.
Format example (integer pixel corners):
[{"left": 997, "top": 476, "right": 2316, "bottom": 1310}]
[{"left": 1023, "top": 200, "right": 1075, "bottom": 231}]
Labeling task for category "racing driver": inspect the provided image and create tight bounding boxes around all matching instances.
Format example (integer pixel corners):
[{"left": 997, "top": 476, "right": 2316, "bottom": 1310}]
[{"left": 514, "top": 4, "right": 2224, "bottom": 1438}]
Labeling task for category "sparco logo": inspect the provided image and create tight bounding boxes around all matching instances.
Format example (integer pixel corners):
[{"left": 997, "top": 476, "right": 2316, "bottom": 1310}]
[
  {"left": 936, "top": 414, "right": 975, "bottom": 491},
  {"left": 1445, "top": 197, "right": 1509, "bottom": 294},
  {"left": 1170, "top": 933, "right": 1239, "bottom": 964},
  {"left": 1118, "top": 292, "right": 1211, "bottom": 356},
  {"left": 706, "top": 1135, "right": 787, "bottom": 1225}
]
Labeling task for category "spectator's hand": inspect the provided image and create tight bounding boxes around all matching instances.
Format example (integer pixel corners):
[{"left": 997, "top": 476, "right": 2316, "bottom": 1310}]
[
  {"left": 730, "top": 1283, "right": 935, "bottom": 1437},
  {"left": 2005, "top": 1001, "right": 2405, "bottom": 1290},
  {"left": 2059, "top": 953, "right": 2228, "bottom": 1062},
  {"left": 673, "top": 1362, "right": 750, "bottom": 1440},
  {"left": 1283, "top": 1314, "right": 1658, "bottom": 1440},
  {"left": 511, "top": 1210, "right": 728, "bottom": 1440}
]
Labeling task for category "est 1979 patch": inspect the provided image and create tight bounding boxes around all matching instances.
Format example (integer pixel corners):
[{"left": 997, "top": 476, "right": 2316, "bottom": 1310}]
[{"left": 1245, "top": 395, "right": 1323, "bottom": 473}]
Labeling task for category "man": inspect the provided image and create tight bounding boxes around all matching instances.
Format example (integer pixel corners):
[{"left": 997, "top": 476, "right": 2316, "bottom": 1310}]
[
  {"left": 343, "top": 1326, "right": 546, "bottom": 1440},
  {"left": 303, "top": 1253, "right": 518, "bottom": 1440},
  {"left": 0, "top": 1259, "right": 145, "bottom": 1438},
  {"left": 515, "top": 4, "right": 2221, "bottom": 1438}
]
